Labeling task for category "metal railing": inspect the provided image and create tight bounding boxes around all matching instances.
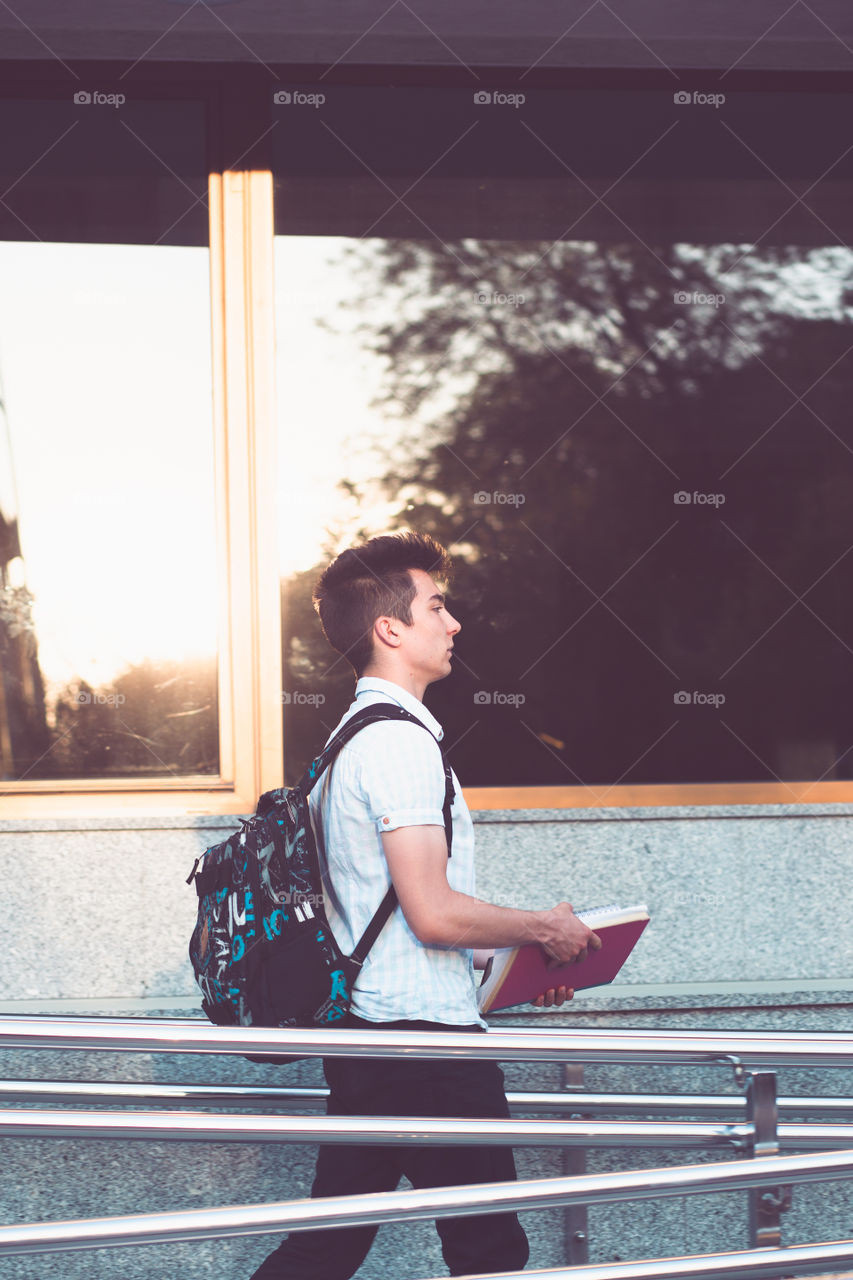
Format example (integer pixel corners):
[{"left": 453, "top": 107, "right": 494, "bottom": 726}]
[
  {"left": 4, "top": 1077, "right": 853, "bottom": 1117},
  {"left": 3, "top": 1014, "right": 853, "bottom": 1065},
  {"left": 1, "top": 1015, "right": 853, "bottom": 1276},
  {"left": 0, "top": 1148, "right": 853, "bottom": 1250}
]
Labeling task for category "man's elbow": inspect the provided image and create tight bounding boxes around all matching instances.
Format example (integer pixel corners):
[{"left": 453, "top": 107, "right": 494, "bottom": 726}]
[{"left": 402, "top": 905, "right": 451, "bottom": 948}]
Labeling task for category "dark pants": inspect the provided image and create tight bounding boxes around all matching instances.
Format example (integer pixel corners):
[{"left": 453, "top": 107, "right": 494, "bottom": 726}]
[{"left": 250, "top": 1016, "right": 530, "bottom": 1278}]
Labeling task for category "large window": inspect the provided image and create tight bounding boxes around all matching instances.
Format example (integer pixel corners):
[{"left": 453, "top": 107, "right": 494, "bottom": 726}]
[
  {"left": 275, "top": 81, "right": 853, "bottom": 795},
  {"left": 0, "top": 240, "right": 218, "bottom": 782},
  {"left": 0, "top": 74, "right": 282, "bottom": 815},
  {"left": 0, "top": 94, "right": 218, "bottom": 786}
]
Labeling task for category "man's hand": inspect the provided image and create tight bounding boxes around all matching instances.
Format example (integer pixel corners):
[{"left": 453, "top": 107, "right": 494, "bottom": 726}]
[
  {"left": 531, "top": 985, "right": 574, "bottom": 1009},
  {"left": 536, "top": 902, "right": 602, "bottom": 966}
]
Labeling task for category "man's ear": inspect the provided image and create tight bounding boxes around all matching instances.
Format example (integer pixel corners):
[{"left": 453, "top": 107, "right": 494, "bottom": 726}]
[{"left": 373, "top": 614, "right": 403, "bottom": 650}]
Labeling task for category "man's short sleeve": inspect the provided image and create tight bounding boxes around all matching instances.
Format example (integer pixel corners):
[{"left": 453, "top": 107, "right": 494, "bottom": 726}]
[{"left": 350, "top": 721, "right": 447, "bottom": 837}]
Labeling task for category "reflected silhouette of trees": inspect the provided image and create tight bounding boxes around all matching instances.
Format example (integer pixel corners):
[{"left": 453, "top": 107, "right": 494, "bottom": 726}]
[
  {"left": 0, "top": 508, "right": 51, "bottom": 779},
  {"left": 0, "top": 655, "right": 220, "bottom": 781},
  {"left": 282, "top": 240, "right": 853, "bottom": 788},
  {"left": 46, "top": 657, "right": 219, "bottom": 778},
  {"left": 0, "top": 523, "right": 219, "bottom": 779}
]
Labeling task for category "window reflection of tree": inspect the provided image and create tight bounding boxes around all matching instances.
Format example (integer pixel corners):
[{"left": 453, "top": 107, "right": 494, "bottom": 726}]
[
  {"left": 282, "top": 241, "right": 853, "bottom": 789},
  {"left": 0, "top": 505, "right": 50, "bottom": 780},
  {"left": 0, "top": 501, "right": 219, "bottom": 780},
  {"left": 49, "top": 659, "right": 219, "bottom": 780}
]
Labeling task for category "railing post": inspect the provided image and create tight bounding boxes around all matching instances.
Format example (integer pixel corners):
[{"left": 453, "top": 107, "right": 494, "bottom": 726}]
[
  {"left": 745, "top": 1070, "right": 793, "bottom": 1248},
  {"left": 563, "top": 1063, "right": 589, "bottom": 1265}
]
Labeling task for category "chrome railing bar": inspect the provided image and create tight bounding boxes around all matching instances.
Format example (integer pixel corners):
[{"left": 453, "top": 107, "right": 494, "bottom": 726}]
[
  {"left": 512, "top": 1094, "right": 853, "bottom": 1119},
  {"left": 439, "top": 1241, "right": 853, "bottom": 1279},
  {"left": 3, "top": 1148, "right": 853, "bottom": 1256},
  {"left": 4, "top": 1080, "right": 853, "bottom": 1118},
  {"left": 3, "top": 1016, "right": 853, "bottom": 1065},
  {"left": 4, "top": 1106, "right": 853, "bottom": 1150},
  {"left": 535, "top": 1094, "right": 853, "bottom": 1118},
  {"left": 0, "top": 1080, "right": 331, "bottom": 1108},
  {"left": 0, "top": 1108, "right": 752, "bottom": 1148},
  {"left": 778, "top": 1123, "right": 853, "bottom": 1149}
]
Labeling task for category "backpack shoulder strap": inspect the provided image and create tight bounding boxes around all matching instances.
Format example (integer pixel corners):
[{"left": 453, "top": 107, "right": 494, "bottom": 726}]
[{"left": 298, "top": 703, "right": 454, "bottom": 853}]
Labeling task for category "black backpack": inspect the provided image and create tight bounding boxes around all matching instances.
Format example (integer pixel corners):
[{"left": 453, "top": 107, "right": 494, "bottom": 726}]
[{"left": 187, "top": 703, "right": 454, "bottom": 1041}]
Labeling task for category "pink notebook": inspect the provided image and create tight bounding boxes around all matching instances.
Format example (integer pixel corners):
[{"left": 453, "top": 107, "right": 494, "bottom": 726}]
[{"left": 477, "top": 903, "right": 650, "bottom": 1014}]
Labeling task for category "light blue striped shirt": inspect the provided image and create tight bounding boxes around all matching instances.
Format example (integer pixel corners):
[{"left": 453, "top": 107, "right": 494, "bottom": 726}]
[{"left": 309, "top": 677, "right": 485, "bottom": 1027}]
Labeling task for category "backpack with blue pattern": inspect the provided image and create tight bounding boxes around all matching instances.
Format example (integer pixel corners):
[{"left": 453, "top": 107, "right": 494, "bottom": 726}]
[{"left": 187, "top": 703, "right": 453, "bottom": 1059}]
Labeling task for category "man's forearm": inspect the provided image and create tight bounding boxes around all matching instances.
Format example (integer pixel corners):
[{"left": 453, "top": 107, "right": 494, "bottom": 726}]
[
  {"left": 382, "top": 826, "right": 598, "bottom": 963},
  {"left": 416, "top": 888, "right": 580, "bottom": 957}
]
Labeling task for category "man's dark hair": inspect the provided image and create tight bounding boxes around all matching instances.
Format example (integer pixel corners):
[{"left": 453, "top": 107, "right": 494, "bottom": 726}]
[{"left": 313, "top": 531, "right": 452, "bottom": 676}]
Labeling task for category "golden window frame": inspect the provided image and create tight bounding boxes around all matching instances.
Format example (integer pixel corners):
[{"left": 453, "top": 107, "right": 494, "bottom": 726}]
[{"left": 0, "top": 166, "right": 283, "bottom": 818}]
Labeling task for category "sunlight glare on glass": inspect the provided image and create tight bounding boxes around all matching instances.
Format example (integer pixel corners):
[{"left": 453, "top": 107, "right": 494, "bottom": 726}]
[
  {"left": 0, "top": 241, "right": 218, "bottom": 695},
  {"left": 274, "top": 236, "right": 411, "bottom": 578}
]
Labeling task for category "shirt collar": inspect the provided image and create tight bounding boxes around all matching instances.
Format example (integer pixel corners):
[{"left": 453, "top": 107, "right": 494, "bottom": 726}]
[{"left": 354, "top": 676, "right": 444, "bottom": 741}]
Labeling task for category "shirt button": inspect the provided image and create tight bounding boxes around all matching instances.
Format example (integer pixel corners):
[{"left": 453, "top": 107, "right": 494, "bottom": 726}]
[{"left": 382, "top": 816, "right": 390, "bottom": 825}]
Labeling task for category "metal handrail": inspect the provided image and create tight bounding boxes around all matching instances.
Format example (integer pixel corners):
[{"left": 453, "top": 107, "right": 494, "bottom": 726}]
[
  {"left": 4, "top": 1017, "right": 853, "bottom": 1270},
  {"left": 2, "top": 1148, "right": 853, "bottom": 1255},
  {"left": 3, "top": 1079, "right": 852, "bottom": 1117},
  {"left": 437, "top": 1242, "right": 853, "bottom": 1280},
  {"left": 3, "top": 1015, "right": 853, "bottom": 1065},
  {"left": 467, "top": 1244, "right": 853, "bottom": 1280},
  {"left": 0, "top": 1107, "right": 754, "bottom": 1148},
  {"left": 4, "top": 1106, "right": 853, "bottom": 1152}
]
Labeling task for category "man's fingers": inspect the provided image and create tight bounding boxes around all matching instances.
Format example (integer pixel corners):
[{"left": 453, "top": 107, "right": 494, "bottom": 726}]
[
  {"left": 589, "top": 930, "right": 603, "bottom": 951},
  {"left": 547, "top": 945, "right": 593, "bottom": 967},
  {"left": 532, "top": 985, "right": 575, "bottom": 1007},
  {"left": 533, "top": 988, "right": 558, "bottom": 1007}
]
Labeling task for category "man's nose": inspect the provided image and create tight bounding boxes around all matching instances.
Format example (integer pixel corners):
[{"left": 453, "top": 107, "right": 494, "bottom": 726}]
[{"left": 447, "top": 612, "right": 461, "bottom": 636}]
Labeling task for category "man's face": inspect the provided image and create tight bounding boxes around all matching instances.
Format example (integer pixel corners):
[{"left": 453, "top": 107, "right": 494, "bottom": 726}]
[{"left": 399, "top": 569, "right": 461, "bottom": 686}]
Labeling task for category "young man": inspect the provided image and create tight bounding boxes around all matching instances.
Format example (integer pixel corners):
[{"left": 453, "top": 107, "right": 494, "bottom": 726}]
[{"left": 250, "top": 531, "right": 599, "bottom": 1280}]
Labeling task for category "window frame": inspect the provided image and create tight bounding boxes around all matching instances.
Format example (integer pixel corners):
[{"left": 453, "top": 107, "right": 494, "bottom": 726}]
[{"left": 0, "top": 68, "right": 282, "bottom": 816}]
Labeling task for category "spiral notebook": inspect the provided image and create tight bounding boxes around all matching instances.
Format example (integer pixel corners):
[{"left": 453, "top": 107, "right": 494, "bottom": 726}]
[{"left": 477, "top": 903, "right": 650, "bottom": 1014}]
